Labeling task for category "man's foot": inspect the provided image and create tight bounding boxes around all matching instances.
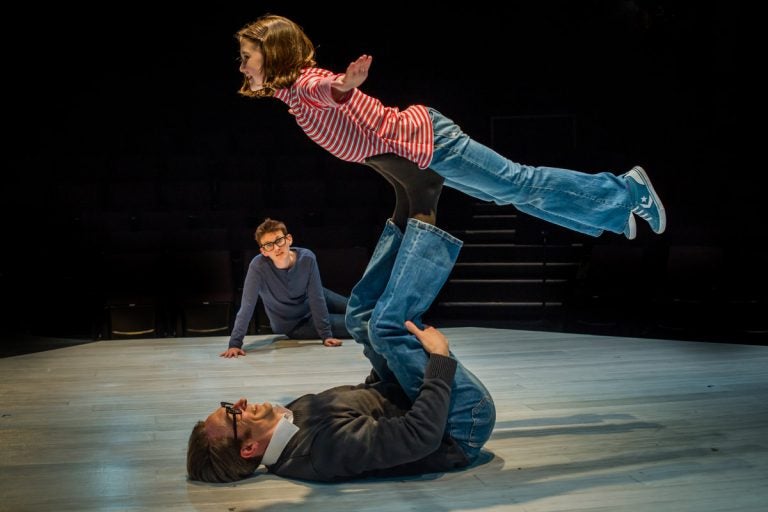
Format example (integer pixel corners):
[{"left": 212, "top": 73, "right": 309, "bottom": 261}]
[
  {"left": 624, "top": 166, "right": 666, "bottom": 234},
  {"left": 623, "top": 213, "right": 636, "bottom": 240}
]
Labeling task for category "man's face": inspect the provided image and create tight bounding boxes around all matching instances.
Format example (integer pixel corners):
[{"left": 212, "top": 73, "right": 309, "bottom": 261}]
[
  {"left": 258, "top": 230, "right": 293, "bottom": 267},
  {"left": 204, "top": 398, "right": 279, "bottom": 443}
]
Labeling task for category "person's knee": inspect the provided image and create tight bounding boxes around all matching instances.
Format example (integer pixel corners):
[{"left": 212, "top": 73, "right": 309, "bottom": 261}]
[
  {"left": 344, "top": 308, "right": 359, "bottom": 334},
  {"left": 367, "top": 306, "right": 399, "bottom": 352},
  {"left": 345, "top": 296, "right": 372, "bottom": 337}
]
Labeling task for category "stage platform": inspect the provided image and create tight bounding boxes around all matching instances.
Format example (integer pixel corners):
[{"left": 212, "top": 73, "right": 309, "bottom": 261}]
[{"left": 1, "top": 328, "right": 767, "bottom": 511}]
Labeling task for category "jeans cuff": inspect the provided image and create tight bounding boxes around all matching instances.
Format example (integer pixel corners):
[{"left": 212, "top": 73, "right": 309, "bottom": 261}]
[{"left": 406, "top": 218, "right": 464, "bottom": 248}]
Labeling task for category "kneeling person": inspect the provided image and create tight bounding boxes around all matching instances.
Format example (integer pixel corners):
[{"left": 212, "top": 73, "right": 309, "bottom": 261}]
[{"left": 221, "top": 218, "right": 349, "bottom": 358}]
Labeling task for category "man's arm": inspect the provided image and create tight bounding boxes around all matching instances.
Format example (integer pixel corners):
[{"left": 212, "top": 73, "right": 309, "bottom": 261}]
[
  {"left": 304, "top": 253, "right": 336, "bottom": 345},
  {"left": 312, "top": 324, "right": 456, "bottom": 476},
  {"left": 221, "top": 261, "right": 262, "bottom": 358}
]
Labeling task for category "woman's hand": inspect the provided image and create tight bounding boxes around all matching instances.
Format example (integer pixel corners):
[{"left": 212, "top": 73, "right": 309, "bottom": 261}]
[{"left": 333, "top": 54, "right": 372, "bottom": 93}]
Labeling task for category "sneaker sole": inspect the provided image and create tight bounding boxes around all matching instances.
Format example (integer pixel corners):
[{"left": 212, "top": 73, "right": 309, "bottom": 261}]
[
  {"left": 624, "top": 213, "right": 637, "bottom": 240},
  {"left": 631, "top": 166, "right": 666, "bottom": 234}
]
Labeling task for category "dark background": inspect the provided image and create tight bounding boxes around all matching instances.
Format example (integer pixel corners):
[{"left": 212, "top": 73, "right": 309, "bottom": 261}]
[{"left": 2, "top": 2, "right": 763, "bottom": 351}]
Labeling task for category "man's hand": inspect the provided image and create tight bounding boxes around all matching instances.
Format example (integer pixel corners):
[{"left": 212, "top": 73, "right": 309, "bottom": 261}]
[
  {"left": 220, "top": 347, "right": 246, "bottom": 358},
  {"left": 323, "top": 338, "right": 343, "bottom": 347},
  {"left": 405, "top": 320, "right": 449, "bottom": 356},
  {"left": 333, "top": 54, "right": 372, "bottom": 93}
]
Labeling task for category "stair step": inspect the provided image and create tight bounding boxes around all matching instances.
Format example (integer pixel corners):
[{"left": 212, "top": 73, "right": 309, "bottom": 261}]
[
  {"left": 452, "top": 261, "right": 578, "bottom": 279},
  {"left": 432, "top": 301, "right": 564, "bottom": 321},
  {"left": 461, "top": 243, "right": 585, "bottom": 262},
  {"left": 471, "top": 202, "right": 519, "bottom": 215},
  {"left": 453, "top": 228, "right": 517, "bottom": 242},
  {"left": 443, "top": 278, "right": 568, "bottom": 301},
  {"left": 472, "top": 214, "right": 518, "bottom": 220},
  {"left": 468, "top": 214, "right": 519, "bottom": 229}
]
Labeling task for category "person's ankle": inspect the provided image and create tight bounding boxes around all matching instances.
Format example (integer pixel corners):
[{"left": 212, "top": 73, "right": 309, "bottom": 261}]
[{"left": 412, "top": 211, "right": 436, "bottom": 225}]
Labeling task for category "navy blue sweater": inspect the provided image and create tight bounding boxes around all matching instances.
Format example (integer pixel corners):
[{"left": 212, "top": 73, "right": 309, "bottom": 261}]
[{"left": 229, "top": 247, "right": 332, "bottom": 347}]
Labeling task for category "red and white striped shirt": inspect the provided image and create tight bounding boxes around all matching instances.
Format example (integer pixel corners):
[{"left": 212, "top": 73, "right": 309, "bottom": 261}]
[{"left": 274, "top": 68, "right": 434, "bottom": 169}]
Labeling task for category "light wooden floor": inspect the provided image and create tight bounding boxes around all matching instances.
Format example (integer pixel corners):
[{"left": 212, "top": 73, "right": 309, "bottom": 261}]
[{"left": 1, "top": 328, "right": 767, "bottom": 512}]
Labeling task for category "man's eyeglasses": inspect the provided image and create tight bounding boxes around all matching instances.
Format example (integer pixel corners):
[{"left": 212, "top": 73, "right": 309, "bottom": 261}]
[
  {"left": 259, "top": 235, "right": 289, "bottom": 252},
  {"left": 220, "top": 402, "right": 242, "bottom": 440}
]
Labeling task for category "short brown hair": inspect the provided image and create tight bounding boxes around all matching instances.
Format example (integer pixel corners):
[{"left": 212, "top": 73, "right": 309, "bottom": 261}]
[
  {"left": 236, "top": 14, "right": 316, "bottom": 98},
  {"left": 254, "top": 218, "right": 288, "bottom": 245},
  {"left": 186, "top": 421, "right": 261, "bottom": 483}
]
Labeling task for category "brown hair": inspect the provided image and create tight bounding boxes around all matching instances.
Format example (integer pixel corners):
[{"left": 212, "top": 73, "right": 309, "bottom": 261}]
[
  {"left": 254, "top": 218, "right": 288, "bottom": 245},
  {"left": 236, "top": 14, "right": 316, "bottom": 98},
  {"left": 186, "top": 421, "right": 262, "bottom": 483}
]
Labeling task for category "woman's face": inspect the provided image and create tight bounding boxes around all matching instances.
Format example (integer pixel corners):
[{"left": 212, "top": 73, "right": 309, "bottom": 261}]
[{"left": 238, "top": 40, "right": 265, "bottom": 91}]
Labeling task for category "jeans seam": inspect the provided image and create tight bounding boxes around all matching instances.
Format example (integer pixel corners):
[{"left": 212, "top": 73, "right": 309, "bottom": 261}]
[
  {"left": 380, "top": 229, "right": 418, "bottom": 327},
  {"left": 367, "top": 230, "right": 418, "bottom": 360},
  {"left": 434, "top": 132, "right": 632, "bottom": 209}
]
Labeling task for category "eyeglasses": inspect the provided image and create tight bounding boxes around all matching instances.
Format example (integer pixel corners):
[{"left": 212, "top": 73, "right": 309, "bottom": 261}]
[
  {"left": 220, "top": 402, "right": 242, "bottom": 440},
  {"left": 259, "top": 235, "right": 289, "bottom": 252}
]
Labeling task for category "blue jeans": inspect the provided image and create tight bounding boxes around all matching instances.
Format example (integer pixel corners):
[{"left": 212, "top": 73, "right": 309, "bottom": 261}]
[
  {"left": 346, "top": 219, "right": 496, "bottom": 462},
  {"left": 428, "top": 108, "right": 633, "bottom": 236},
  {"left": 286, "top": 288, "right": 351, "bottom": 339}
]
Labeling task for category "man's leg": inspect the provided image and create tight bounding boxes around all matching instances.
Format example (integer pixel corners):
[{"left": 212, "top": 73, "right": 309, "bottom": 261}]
[
  {"left": 320, "top": 287, "right": 352, "bottom": 338},
  {"left": 344, "top": 220, "right": 404, "bottom": 383},
  {"left": 285, "top": 314, "right": 350, "bottom": 340},
  {"left": 284, "top": 318, "right": 316, "bottom": 340},
  {"left": 327, "top": 313, "right": 350, "bottom": 339},
  {"left": 369, "top": 218, "right": 496, "bottom": 462},
  {"left": 322, "top": 288, "right": 348, "bottom": 314}
]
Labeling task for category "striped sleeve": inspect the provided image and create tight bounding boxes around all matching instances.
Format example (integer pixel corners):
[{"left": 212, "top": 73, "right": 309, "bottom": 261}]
[{"left": 275, "top": 68, "right": 434, "bottom": 169}]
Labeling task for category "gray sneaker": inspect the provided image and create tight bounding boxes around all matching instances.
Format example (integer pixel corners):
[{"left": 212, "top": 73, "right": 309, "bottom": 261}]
[{"left": 624, "top": 166, "right": 666, "bottom": 234}]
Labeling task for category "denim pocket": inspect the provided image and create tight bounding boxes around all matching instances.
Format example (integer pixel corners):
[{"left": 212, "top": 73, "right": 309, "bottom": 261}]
[
  {"left": 430, "top": 108, "right": 464, "bottom": 144},
  {"left": 468, "top": 395, "right": 496, "bottom": 448}
]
